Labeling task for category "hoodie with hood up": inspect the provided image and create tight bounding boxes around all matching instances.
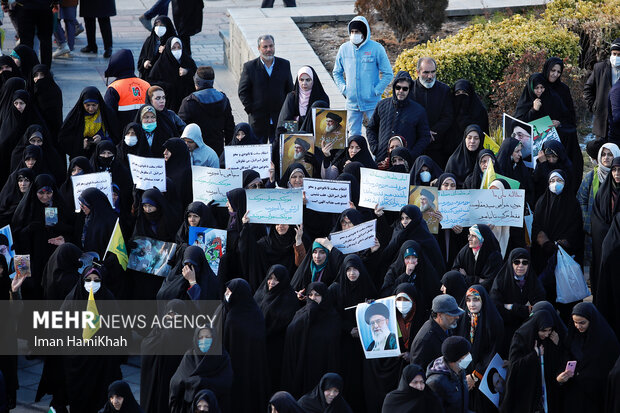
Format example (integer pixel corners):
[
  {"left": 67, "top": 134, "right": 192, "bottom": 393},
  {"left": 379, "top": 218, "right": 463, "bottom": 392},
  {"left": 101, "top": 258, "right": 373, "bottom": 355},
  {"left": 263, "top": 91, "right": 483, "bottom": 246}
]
[{"left": 333, "top": 16, "right": 393, "bottom": 112}]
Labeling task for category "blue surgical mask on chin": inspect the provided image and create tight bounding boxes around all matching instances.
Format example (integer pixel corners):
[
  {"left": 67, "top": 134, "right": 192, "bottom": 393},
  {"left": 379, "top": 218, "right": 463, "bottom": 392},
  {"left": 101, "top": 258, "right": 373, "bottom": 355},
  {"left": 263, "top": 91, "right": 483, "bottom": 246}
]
[
  {"left": 198, "top": 338, "right": 212, "bottom": 353},
  {"left": 142, "top": 122, "right": 157, "bottom": 133}
]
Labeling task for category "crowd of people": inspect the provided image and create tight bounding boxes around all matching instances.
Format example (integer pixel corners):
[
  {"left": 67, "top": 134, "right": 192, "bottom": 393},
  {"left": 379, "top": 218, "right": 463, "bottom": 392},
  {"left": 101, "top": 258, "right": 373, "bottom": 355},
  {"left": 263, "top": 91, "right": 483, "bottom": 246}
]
[{"left": 1, "top": 8, "right": 620, "bottom": 413}]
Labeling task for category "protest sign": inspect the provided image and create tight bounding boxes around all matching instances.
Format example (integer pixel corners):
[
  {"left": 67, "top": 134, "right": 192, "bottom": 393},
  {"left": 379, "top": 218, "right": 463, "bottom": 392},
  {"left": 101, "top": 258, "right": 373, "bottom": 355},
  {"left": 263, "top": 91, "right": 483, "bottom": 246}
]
[
  {"left": 128, "top": 154, "right": 166, "bottom": 191},
  {"left": 224, "top": 144, "right": 271, "bottom": 178},
  {"left": 503, "top": 113, "right": 534, "bottom": 168},
  {"left": 0, "top": 225, "right": 15, "bottom": 278},
  {"left": 530, "top": 116, "right": 561, "bottom": 167},
  {"left": 356, "top": 296, "right": 401, "bottom": 359},
  {"left": 409, "top": 186, "right": 439, "bottom": 234},
  {"left": 188, "top": 227, "right": 227, "bottom": 275},
  {"left": 280, "top": 133, "right": 315, "bottom": 176},
  {"left": 246, "top": 189, "right": 303, "bottom": 225},
  {"left": 313, "top": 108, "right": 347, "bottom": 149},
  {"left": 127, "top": 236, "right": 177, "bottom": 277},
  {"left": 192, "top": 166, "right": 242, "bottom": 206},
  {"left": 480, "top": 354, "right": 506, "bottom": 408},
  {"left": 304, "top": 178, "right": 350, "bottom": 213},
  {"left": 330, "top": 219, "right": 376, "bottom": 254},
  {"left": 359, "top": 168, "right": 409, "bottom": 211},
  {"left": 438, "top": 189, "right": 525, "bottom": 228},
  {"left": 71, "top": 172, "right": 113, "bottom": 212}
]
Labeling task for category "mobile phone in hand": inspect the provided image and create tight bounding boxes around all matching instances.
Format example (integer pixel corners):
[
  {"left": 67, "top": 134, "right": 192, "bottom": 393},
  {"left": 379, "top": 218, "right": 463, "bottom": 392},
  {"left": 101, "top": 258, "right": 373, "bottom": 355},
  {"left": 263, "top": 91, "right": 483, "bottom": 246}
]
[{"left": 566, "top": 360, "right": 577, "bottom": 373}]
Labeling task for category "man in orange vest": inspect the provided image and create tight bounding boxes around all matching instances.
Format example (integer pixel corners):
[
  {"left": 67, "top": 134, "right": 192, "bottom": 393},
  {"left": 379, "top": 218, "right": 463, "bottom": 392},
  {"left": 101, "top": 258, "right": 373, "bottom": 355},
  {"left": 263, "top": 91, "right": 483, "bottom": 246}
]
[{"left": 104, "top": 49, "right": 150, "bottom": 130}]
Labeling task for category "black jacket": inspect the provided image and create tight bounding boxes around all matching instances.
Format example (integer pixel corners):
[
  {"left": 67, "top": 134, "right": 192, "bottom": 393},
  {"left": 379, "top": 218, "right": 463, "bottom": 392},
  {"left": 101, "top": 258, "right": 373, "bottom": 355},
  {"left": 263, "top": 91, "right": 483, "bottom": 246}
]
[
  {"left": 409, "top": 317, "right": 449, "bottom": 371},
  {"left": 411, "top": 78, "right": 454, "bottom": 163},
  {"left": 178, "top": 87, "right": 235, "bottom": 155},
  {"left": 426, "top": 356, "right": 469, "bottom": 413},
  {"left": 584, "top": 60, "right": 613, "bottom": 137},
  {"left": 367, "top": 71, "right": 432, "bottom": 162},
  {"left": 238, "top": 56, "right": 293, "bottom": 141},
  {"left": 172, "top": 0, "right": 204, "bottom": 37}
]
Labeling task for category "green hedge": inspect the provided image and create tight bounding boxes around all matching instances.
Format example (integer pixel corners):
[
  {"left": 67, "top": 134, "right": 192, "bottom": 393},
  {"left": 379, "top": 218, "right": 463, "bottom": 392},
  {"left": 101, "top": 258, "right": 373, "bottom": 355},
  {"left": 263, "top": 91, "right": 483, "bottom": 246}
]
[{"left": 393, "top": 14, "right": 580, "bottom": 97}]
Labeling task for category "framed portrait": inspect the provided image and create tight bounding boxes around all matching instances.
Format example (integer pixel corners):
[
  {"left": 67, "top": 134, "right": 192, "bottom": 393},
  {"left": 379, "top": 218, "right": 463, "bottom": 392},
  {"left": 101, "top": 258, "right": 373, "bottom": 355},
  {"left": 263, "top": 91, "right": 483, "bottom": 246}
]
[
  {"left": 409, "top": 186, "right": 439, "bottom": 234},
  {"left": 280, "top": 133, "right": 315, "bottom": 176},
  {"left": 313, "top": 108, "right": 347, "bottom": 150}
]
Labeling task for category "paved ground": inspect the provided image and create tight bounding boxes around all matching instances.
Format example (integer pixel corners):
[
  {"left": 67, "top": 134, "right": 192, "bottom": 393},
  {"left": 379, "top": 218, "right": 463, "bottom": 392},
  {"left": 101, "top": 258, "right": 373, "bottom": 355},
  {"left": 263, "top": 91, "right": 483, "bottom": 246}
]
[{"left": 5, "top": 0, "right": 548, "bottom": 411}]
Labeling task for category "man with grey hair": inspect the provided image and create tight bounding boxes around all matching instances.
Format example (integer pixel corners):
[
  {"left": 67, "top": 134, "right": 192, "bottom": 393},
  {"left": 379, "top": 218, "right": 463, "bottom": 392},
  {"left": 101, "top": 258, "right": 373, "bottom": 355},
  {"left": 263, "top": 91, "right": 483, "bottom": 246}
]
[
  {"left": 238, "top": 34, "right": 293, "bottom": 143},
  {"left": 410, "top": 57, "right": 454, "bottom": 168}
]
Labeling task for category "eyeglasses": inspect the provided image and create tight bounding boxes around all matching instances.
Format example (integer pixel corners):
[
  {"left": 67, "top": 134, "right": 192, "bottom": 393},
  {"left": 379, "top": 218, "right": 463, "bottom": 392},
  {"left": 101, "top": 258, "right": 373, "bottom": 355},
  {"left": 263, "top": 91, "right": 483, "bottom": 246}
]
[
  {"left": 248, "top": 182, "right": 264, "bottom": 189},
  {"left": 369, "top": 318, "right": 387, "bottom": 327},
  {"left": 394, "top": 86, "right": 409, "bottom": 91},
  {"left": 512, "top": 259, "right": 529, "bottom": 266}
]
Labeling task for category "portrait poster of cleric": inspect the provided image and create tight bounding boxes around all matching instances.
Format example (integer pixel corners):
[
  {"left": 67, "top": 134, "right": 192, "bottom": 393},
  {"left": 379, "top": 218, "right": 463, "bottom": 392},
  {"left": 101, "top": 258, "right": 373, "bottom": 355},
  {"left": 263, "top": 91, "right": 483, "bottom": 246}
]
[
  {"left": 280, "top": 133, "right": 315, "bottom": 176},
  {"left": 313, "top": 108, "right": 347, "bottom": 150},
  {"left": 503, "top": 114, "right": 534, "bottom": 168},
  {"left": 355, "top": 297, "right": 401, "bottom": 359}
]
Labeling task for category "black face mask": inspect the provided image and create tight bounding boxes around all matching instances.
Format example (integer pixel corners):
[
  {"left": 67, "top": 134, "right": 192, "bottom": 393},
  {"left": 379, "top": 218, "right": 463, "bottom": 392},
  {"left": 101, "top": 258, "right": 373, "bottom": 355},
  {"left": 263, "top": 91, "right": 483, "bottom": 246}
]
[
  {"left": 144, "top": 209, "right": 161, "bottom": 222},
  {"left": 389, "top": 164, "right": 408, "bottom": 174},
  {"left": 98, "top": 156, "right": 114, "bottom": 169}
]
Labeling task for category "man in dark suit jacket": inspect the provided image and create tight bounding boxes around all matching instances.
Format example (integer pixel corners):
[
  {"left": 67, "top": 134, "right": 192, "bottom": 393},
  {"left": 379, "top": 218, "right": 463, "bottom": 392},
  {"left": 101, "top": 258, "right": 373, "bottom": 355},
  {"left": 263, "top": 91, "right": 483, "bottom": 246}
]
[
  {"left": 410, "top": 57, "right": 454, "bottom": 169},
  {"left": 238, "top": 34, "right": 294, "bottom": 143},
  {"left": 584, "top": 38, "right": 620, "bottom": 139}
]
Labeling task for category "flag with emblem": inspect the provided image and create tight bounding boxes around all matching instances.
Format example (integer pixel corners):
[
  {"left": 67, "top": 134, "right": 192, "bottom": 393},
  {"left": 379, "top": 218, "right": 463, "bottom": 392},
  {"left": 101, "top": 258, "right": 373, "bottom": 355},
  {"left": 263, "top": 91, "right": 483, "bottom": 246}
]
[{"left": 105, "top": 218, "right": 128, "bottom": 270}]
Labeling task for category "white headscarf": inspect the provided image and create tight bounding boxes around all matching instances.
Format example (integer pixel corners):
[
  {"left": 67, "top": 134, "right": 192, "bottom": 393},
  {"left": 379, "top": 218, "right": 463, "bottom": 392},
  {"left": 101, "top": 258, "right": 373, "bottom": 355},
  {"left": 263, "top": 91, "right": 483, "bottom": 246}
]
[{"left": 597, "top": 143, "right": 620, "bottom": 184}]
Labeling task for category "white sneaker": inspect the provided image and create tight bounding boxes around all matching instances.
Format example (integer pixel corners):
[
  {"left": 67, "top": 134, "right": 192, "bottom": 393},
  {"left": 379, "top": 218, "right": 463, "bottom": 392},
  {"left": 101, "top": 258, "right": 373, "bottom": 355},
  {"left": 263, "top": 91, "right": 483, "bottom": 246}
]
[{"left": 53, "top": 44, "right": 71, "bottom": 58}]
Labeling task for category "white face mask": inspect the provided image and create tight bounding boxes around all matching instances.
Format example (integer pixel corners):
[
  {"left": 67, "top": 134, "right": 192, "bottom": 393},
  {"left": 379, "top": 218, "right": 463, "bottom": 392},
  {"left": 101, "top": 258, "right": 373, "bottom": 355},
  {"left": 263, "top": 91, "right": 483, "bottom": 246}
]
[
  {"left": 610, "top": 55, "right": 620, "bottom": 67},
  {"left": 224, "top": 291, "right": 232, "bottom": 302},
  {"left": 84, "top": 281, "right": 101, "bottom": 294},
  {"left": 350, "top": 33, "right": 363, "bottom": 45},
  {"left": 395, "top": 301, "right": 412, "bottom": 315},
  {"left": 171, "top": 49, "right": 182, "bottom": 60},
  {"left": 419, "top": 171, "right": 431, "bottom": 182},
  {"left": 124, "top": 134, "right": 138, "bottom": 147},
  {"left": 457, "top": 353, "right": 473, "bottom": 370},
  {"left": 549, "top": 181, "right": 564, "bottom": 195},
  {"left": 154, "top": 26, "right": 167, "bottom": 38}
]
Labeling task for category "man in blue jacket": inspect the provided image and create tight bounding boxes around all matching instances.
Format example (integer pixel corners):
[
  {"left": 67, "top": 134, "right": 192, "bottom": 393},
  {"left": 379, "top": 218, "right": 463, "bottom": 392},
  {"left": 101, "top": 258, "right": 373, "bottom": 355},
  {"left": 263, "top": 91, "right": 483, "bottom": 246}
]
[
  {"left": 333, "top": 16, "right": 393, "bottom": 137},
  {"left": 366, "top": 71, "right": 431, "bottom": 163}
]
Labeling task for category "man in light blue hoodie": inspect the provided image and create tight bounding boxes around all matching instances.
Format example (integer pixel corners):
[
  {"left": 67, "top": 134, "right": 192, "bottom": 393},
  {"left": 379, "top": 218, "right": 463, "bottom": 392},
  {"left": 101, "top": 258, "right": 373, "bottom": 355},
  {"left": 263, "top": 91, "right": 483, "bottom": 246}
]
[{"left": 333, "top": 16, "right": 393, "bottom": 138}]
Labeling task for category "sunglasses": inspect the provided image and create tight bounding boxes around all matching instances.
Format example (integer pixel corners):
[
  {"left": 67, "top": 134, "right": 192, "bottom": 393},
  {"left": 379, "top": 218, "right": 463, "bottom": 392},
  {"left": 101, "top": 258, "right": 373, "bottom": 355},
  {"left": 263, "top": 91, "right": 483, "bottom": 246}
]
[
  {"left": 513, "top": 259, "right": 529, "bottom": 266},
  {"left": 394, "top": 86, "right": 409, "bottom": 91}
]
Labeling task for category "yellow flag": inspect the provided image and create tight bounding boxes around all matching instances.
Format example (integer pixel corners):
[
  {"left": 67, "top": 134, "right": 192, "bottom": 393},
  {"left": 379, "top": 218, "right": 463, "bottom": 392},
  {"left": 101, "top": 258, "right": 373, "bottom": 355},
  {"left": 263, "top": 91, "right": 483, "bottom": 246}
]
[
  {"left": 82, "top": 286, "right": 100, "bottom": 340},
  {"left": 483, "top": 134, "right": 500, "bottom": 154},
  {"left": 481, "top": 159, "right": 496, "bottom": 189},
  {"left": 105, "top": 219, "right": 128, "bottom": 270}
]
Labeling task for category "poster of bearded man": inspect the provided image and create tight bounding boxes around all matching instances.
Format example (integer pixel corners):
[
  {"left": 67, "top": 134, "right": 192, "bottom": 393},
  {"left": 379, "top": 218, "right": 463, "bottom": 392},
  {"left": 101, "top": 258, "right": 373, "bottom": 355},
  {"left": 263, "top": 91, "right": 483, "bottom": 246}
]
[{"left": 355, "top": 297, "right": 401, "bottom": 359}]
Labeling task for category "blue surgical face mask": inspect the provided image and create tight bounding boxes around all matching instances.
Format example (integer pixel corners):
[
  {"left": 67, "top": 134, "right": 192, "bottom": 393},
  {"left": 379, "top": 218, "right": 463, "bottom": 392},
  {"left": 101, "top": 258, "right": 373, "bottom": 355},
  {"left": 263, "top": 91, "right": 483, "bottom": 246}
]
[
  {"left": 549, "top": 181, "right": 564, "bottom": 195},
  {"left": 198, "top": 338, "right": 212, "bottom": 353},
  {"left": 419, "top": 171, "right": 431, "bottom": 182},
  {"left": 142, "top": 122, "right": 156, "bottom": 133}
]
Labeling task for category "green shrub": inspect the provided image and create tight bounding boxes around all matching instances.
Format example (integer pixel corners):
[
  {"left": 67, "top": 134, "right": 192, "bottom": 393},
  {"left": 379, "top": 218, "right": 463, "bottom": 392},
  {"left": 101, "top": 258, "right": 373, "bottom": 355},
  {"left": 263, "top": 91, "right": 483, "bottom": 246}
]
[{"left": 393, "top": 14, "right": 580, "bottom": 98}]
